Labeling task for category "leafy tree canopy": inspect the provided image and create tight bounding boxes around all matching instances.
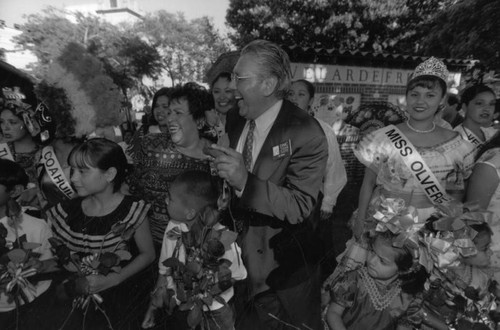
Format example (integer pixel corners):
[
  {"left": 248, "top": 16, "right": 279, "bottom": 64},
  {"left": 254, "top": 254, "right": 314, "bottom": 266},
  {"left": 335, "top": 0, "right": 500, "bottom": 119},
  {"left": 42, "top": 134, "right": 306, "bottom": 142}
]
[
  {"left": 13, "top": 7, "right": 163, "bottom": 100},
  {"left": 134, "top": 11, "right": 231, "bottom": 86},
  {"left": 418, "top": 0, "right": 500, "bottom": 70},
  {"left": 226, "top": 0, "right": 452, "bottom": 54}
]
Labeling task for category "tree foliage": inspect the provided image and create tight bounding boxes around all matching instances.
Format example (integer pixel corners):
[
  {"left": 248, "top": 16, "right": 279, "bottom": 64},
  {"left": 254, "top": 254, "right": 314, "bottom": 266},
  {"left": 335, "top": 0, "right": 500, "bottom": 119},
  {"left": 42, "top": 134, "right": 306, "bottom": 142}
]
[
  {"left": 418, "top": 0, "right": 500, "bottom": 70},
  {"left": 134, "top": 11, "right": 231, "bottom": 86},
  {"left": 13, "top": 7, "right": 163, "bottom": 100},
  {"left": 226, "top": 0, "right": 451, "bottom": 53}
]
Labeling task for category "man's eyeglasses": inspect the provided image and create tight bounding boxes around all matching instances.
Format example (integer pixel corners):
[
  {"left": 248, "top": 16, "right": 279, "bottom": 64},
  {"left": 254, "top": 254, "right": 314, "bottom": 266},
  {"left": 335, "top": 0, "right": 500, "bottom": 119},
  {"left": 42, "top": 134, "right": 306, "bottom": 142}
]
[{"left": 231, "top": 73, "right": 256, "bottom": 83}]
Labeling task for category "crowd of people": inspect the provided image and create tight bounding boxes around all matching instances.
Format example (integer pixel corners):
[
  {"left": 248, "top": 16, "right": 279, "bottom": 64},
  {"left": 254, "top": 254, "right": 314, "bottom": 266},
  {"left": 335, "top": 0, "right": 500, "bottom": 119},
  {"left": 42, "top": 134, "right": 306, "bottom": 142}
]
[{"left": 0, "top": 38, "right": 500, "bottom": 330}]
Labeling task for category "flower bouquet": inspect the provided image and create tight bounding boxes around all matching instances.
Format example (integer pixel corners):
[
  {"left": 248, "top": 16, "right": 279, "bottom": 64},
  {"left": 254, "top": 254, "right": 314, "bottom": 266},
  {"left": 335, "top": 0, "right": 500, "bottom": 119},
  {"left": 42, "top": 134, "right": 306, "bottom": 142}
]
[
  {"left": 420, "top": 202, "right": 499, "bottom": 329},
  {"left": 49, "top": 219, "right": 140, "bottom": 330},
  {"left": 0, "top": 199, "right": 44, "bottom": 308},
  {"left": 157, "top": 206, "right": 237, "bottom": 329}
]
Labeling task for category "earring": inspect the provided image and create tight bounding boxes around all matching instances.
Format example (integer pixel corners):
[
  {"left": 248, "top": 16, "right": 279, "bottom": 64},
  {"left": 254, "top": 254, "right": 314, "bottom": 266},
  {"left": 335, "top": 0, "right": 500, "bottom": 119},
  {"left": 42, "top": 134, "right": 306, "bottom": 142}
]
[{"left": 19, "top": 125, "right": 24, "bottom": 130}]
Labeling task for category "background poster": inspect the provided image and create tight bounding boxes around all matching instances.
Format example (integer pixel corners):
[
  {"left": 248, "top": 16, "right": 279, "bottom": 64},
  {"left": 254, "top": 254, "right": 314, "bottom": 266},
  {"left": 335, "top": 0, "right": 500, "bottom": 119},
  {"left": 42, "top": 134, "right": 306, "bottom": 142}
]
[{"left": 310, "top": 93, "right": 361, "bottom": 127}]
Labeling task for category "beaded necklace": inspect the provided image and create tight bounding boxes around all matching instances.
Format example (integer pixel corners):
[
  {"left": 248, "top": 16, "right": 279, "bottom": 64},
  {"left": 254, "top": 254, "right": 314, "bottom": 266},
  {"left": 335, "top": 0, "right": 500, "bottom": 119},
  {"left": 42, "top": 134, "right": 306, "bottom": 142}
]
[{"left": 359, "top": 267, "right": 402, "bottom": 311}]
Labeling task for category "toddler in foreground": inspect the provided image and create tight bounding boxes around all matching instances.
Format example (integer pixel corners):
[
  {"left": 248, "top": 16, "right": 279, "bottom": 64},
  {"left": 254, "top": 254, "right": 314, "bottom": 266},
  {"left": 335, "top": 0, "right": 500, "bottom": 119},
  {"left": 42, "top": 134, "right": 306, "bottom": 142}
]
[{"left": 143, "top": 170, "right": 247, "bottom": 329}]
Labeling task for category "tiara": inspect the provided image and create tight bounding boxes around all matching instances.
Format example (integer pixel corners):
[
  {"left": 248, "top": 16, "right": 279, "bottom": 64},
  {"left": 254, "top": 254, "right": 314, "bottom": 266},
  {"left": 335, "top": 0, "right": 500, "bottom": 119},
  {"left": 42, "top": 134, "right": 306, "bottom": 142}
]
[{"left": 411, "top": 57, "right": 449, "bottom": 83}]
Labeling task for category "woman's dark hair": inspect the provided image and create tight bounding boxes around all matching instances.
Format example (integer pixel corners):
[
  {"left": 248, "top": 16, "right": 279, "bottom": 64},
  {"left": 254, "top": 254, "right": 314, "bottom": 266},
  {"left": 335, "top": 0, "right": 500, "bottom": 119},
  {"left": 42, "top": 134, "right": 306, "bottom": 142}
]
[
  {"left": 293, "top": 79, "right": 315, "bottom": 99},
  {"left": 461, "top": 84, "right": 495, "bottom": 106},
  {"left": 475, "top": 130, "right": 500, "bottom": 160},
  {"left": 406, "top": 76, "right": 447, "bottom": 97},
  {"left": 0, "top": 103, "right": 25, "bottom": 120},
  {"left": 68, "top": 138, "right": 131, "bottom": 192},
  {"left": 210, "top": 72, "right": 232, "bottom": 90},
  {"left": 372, "top": 231, "right": 428, "bottom": 295},
  {"left": 446, "top": 93, "right": 460, "bottom": 110},
  {"left": 149, "top": 87, "right": 172, "bottom": 126},
  {"left": 169, "top": 82, "right": 213, "bottom": 121},
  {"left": 0, "top": 158, "right": 29, "bottom": 190}
]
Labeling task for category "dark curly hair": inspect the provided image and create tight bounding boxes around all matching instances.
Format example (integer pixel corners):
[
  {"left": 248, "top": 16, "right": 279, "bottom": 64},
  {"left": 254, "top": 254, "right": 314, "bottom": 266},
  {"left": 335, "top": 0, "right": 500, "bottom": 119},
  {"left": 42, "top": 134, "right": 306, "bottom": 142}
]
[
  {"left": 460, "top": 84, "right": 495, "bottom": 106},
  {"left": 169, "top": 82, "right": 213, "bottom": 121},
  {"left": 370, "top": 231, "right": 428, "bottom": 295}
]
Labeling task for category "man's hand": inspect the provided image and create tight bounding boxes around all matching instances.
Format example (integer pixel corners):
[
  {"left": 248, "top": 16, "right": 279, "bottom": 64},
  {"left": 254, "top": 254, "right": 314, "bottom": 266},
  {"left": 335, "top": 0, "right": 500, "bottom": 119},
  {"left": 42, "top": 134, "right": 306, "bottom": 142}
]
[{"left": 211, "top": 144, "right": 248, "bottom": 191}]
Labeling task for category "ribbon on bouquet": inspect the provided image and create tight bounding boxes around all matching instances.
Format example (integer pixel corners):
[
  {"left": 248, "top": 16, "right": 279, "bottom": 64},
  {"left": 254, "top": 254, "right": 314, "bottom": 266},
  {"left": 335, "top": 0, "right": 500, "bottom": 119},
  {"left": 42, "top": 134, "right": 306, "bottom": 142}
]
[{"left": 1, "top": 263, "right": 38, "bottom": 304}]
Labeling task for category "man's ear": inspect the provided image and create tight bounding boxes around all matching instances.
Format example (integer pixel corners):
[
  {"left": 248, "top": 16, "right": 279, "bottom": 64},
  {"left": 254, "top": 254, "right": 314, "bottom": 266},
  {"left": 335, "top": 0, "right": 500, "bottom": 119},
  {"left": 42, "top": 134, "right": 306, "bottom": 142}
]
[
  {"left": 9, "top": 184, "right": 24, "bottom": 198},
  {"left": 185, "top": 208, "right": 197, "bottom": 220},
  {"left": 261, "top": 76, "right": 279, "bottom": 97}
]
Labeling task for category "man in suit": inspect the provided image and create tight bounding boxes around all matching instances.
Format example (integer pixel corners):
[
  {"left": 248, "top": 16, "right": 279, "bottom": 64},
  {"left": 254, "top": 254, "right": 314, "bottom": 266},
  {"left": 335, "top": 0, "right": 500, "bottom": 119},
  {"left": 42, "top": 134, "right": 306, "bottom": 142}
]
[{"left": 211, "top": 40, "right": 328, "bottom": 329}]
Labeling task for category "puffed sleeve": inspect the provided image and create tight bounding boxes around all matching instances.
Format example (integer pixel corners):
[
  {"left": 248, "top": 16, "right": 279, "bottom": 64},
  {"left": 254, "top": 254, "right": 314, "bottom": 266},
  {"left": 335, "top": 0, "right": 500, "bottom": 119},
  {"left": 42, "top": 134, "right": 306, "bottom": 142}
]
[
  {"left": 354, "top": 128, "right": 392, "bottom": 174},
  {"left": 329, "top": 270, "right": 358, "bottom": 308}
]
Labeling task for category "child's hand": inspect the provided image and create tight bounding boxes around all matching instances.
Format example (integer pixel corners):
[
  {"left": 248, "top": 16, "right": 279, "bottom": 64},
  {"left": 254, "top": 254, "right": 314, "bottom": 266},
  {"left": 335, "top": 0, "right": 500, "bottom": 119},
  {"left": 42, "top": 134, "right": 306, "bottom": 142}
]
[
  {"left": 142, "top": 304, "right": 157, "bottom": 329},
  {"left": 86, "top": 273, "right": 120, "bottom": 293}
]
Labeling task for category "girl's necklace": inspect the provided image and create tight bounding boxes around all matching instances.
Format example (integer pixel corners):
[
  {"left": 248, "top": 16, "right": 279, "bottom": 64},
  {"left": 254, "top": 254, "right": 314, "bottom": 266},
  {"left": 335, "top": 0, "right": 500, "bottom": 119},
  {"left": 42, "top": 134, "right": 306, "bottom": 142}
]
[
  {"left": 359, "top": 267, "right": 402, "bottom": 311},
  {"left": 406, "top": 120, "right": 436, "bottom": 134}
]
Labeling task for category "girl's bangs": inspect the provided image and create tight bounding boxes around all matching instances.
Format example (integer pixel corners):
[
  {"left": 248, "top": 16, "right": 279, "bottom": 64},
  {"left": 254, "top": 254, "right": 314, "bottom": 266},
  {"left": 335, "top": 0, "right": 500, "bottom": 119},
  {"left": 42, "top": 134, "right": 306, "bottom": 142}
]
[{"left": 68, "top": 148, "right": 96, "bottom": 169}]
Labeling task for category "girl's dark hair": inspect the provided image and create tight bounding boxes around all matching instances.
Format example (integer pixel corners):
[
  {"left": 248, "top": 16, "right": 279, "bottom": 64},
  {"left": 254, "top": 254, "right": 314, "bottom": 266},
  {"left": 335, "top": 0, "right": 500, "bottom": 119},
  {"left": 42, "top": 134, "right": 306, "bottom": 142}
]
[
  {"left": 149, "top": 87, "right": 172, "bottom": 126},
  {"left": 293, "top": 79, "right": 315, "bottom": 99},
  {"left": 373, "top": 232, "right": 428, "bottom": 295},
  {"left": 461, "top": 84, "right": 495, "bottom": 106},
  {"left": 169, "top": 82, "right": 213, "bottom": 121},
  {"left": 406, "top": 76, "right": 447, "bottom": 97},
  {"left": 0, "top": 159, "right": 29, "bottom": 190},
  {"left": 210, "top": 72, "right": 232, "bottom": 89},
  {"left": 68, "top": 138, "right": 131, "bottom": 192},
  {"left": 475, "top": 130, "right": 500, "bottom": 160}
]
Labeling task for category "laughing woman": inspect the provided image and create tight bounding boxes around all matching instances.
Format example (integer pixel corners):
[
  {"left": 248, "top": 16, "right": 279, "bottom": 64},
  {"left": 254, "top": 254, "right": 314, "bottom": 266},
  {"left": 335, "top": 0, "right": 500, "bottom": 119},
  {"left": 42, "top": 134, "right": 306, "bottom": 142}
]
[
  {"left": 354, "top": 57, "right": 475, "bottom": 233},
  {"left": 127, "top": 83, "right": 212, "bottom": 247}
]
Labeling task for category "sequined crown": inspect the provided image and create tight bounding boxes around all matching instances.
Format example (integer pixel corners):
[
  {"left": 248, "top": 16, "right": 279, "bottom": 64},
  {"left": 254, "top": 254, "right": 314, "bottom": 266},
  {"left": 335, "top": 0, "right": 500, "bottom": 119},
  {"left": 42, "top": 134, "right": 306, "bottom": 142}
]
[{"left": 411, "top": 57, "right": 449, "bottom": 83}]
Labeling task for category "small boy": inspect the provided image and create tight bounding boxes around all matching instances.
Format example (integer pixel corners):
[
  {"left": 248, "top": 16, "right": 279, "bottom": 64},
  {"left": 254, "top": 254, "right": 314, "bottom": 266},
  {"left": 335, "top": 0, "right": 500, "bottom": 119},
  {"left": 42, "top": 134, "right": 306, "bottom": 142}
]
[
  {"left": 142, "top": 170, "right": 247, "bottom": 329},
  {"left": 0, "top": 159, "right": 53, "bottom": 325}
]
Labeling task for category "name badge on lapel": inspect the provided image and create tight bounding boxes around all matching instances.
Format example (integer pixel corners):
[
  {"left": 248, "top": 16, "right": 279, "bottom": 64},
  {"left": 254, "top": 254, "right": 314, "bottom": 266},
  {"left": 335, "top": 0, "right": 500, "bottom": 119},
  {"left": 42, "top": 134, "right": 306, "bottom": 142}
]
[{"left": 272, "top": 140, "right": 292, "bottom": 160}]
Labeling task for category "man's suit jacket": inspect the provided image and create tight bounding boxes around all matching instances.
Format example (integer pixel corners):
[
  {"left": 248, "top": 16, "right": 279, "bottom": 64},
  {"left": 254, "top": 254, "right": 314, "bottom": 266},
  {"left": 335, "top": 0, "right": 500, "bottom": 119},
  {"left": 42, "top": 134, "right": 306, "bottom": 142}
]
[{"left": 226, "top": 99, "right": 328, "bottom": 295}]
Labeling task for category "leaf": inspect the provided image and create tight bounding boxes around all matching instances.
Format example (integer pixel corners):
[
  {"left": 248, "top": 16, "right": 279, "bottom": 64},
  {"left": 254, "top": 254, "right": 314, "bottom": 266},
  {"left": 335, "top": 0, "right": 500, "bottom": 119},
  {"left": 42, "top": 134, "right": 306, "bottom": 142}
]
[
  {"left": 22, "top": 242, "right": 42, "bottom": 250},
  {"left": 63, "top": 261, "right": 79, "bottom": 273},
  {"left": 219, "top": 230, "right": 237, "bottom": 250},
  {"left": 218, "top": 258, "right": 232, "bottom": 268},
  {"left": 0, "top": 223, "right": 8, "bottom": 238},
  {"left": 178, "top": 300, "right": 194, "bottom": 311},
  {"left": 162, "top": 257, "right": 183, "bottom": 269},
  {"left": 48, "top": 237, "right": 65, "bottom": 248},
  {"left": 213, "top": 295, "right": 226, "bottom": 305},
  {"left": 186, "top": 304, "right": 203, "bottom": 328},
  {"left": 201, "top": 293, "right": 213, "bottom": 306},
  {"left": 114, "top": 250, "right": 132, "bottom": 261},
  {"left": 7, "top": 249, "right": 26, "bottom": 263},
  {"left": 176, "top": 285, "right": 187, "bottom": 302}
]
